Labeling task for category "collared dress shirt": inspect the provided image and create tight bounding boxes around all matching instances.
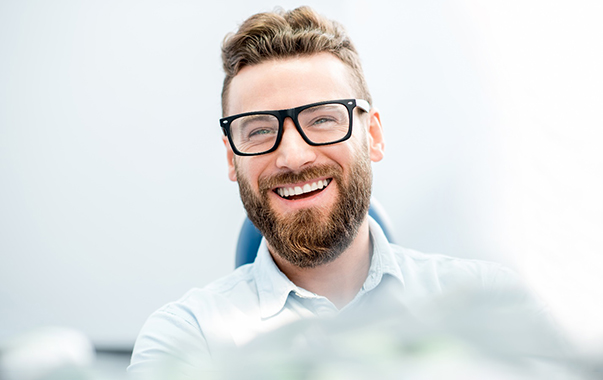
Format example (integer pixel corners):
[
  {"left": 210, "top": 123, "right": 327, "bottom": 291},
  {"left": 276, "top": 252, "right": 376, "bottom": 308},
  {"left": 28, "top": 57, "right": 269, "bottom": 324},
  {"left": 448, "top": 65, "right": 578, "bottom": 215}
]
[{"left": 128, "top": 217, "right": 536, "bottom": 377}]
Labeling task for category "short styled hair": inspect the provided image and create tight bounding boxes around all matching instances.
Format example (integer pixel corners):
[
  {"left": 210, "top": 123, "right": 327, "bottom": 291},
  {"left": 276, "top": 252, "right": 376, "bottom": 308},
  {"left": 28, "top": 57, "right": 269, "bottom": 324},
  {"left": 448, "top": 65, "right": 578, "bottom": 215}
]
[{"left": 221, "top": 6, "right": 372, "bottom": 115}]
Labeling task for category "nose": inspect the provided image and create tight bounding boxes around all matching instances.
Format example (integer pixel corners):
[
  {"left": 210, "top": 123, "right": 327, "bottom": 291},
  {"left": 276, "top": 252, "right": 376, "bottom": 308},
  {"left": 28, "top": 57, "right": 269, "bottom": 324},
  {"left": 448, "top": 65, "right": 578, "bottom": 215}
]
[{"left": 274, "top": 118, "right": 317, "bottom": 171}]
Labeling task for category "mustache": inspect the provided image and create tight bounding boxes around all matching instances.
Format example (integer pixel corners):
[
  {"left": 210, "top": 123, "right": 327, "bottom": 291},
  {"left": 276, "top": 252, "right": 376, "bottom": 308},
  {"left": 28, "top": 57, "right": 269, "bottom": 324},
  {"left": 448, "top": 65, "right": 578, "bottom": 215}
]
[{"left": 258, "top": 164, "right": 342, "bottom": 193}]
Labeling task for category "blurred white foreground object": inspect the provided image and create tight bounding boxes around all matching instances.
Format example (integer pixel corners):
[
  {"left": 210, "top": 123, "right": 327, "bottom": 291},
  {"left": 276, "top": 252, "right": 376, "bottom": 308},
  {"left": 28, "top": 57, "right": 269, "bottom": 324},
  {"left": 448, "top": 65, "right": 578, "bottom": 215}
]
[{"left": 0, "top": 327, "right": 95, "bottom": 380}]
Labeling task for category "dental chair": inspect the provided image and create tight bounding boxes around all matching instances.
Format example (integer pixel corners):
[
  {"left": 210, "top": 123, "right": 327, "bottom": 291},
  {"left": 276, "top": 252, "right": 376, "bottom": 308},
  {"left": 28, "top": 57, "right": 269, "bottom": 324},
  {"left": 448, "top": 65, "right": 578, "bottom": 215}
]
[{"left": 235, "top": 198, "right": 395, "bottom": 267}]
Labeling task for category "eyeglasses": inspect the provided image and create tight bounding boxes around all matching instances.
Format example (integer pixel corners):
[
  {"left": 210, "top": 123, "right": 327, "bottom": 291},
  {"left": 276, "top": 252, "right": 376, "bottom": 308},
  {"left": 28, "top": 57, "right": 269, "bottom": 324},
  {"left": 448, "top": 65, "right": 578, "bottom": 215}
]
[{"left": 220, "top": 99, "right": 370, "bottom": 156}]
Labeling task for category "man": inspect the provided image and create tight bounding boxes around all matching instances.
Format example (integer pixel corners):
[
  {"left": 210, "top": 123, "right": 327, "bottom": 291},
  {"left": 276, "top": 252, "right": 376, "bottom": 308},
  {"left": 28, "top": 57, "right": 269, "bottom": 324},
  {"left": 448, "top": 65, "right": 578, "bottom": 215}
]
[{"left": 128, "top": 6, "right": 561, "bottom": 378}]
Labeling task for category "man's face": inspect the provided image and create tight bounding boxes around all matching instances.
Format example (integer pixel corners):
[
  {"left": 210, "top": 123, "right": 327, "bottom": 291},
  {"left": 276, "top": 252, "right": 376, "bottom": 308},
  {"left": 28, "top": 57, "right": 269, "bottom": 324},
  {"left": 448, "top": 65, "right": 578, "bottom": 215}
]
[{"left": 223, "top": 53, "right": 384, "bottom": 267}]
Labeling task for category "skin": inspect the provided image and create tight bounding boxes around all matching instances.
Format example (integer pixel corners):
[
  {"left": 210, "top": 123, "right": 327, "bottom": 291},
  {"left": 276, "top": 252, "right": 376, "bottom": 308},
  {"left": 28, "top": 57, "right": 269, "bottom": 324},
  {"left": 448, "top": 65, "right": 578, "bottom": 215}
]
[{"left": 223, "top": 53, "right": 385, "bottom": 308}]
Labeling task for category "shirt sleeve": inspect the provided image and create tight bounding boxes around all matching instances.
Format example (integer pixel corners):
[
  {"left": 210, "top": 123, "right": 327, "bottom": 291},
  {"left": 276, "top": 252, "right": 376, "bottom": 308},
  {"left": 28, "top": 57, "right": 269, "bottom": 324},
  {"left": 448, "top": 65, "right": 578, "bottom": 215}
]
[{"left": 127, "top": 306, "right": 211, "bottom": 380}]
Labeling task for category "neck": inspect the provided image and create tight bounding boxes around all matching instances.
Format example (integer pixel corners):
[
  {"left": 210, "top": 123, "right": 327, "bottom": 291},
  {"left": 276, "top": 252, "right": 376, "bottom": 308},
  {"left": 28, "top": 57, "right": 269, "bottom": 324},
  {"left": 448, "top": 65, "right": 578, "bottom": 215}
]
[{"left": 269, "top": 218, "right": 372, "bottom": 309}]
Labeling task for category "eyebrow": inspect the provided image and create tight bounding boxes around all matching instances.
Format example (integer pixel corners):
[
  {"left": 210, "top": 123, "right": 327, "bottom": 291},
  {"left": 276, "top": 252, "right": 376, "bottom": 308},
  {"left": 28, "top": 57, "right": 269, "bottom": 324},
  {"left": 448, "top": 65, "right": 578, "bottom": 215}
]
[
  {"left": 240, "top": 114, "right": 276, "bottom": 122},
  {"left": 301, "top": 104, "right": 346, "bottom": 114}
]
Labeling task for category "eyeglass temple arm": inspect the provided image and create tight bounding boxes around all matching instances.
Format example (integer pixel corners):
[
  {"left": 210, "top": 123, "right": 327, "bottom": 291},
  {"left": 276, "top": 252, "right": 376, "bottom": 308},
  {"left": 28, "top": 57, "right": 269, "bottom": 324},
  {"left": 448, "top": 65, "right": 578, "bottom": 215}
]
[{"left": 356, "top": 99, "right": 371, "bottom": 113}]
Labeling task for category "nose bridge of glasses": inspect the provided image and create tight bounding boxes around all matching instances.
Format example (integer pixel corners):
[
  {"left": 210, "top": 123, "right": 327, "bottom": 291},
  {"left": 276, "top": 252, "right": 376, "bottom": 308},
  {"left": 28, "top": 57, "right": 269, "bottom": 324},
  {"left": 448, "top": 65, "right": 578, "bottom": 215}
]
[{"left": 278, "top": 108, "right": 307, "bottom": 141}]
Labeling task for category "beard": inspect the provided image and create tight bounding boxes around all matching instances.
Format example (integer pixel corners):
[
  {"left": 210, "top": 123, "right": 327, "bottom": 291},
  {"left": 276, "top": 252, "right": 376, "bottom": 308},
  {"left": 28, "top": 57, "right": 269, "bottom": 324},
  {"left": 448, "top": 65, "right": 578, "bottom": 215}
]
[{"left": 236, "top": 150, "right": 372, "bottom": 268}]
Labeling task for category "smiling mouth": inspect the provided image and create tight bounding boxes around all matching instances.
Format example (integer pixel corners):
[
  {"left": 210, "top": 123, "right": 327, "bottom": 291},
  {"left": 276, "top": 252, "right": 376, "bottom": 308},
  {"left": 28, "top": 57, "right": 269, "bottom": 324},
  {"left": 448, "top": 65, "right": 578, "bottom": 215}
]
[{"left": 274, "top": 178, "right": 332, "bottom": 200}]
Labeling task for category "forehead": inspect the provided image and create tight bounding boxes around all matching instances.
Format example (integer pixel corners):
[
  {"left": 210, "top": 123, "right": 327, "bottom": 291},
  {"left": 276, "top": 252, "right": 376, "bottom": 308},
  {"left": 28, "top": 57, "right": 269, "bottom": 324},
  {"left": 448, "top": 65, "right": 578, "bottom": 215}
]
[{"left": 226, "top": 53, "right": 356, "bottom": 116}]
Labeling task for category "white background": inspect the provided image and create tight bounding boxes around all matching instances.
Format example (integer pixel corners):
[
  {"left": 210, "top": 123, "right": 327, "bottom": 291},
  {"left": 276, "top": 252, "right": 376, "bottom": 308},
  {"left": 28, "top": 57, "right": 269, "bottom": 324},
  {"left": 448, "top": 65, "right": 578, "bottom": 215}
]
[{"left": 1, "top": 0, "right": 601, "bottom": 351}]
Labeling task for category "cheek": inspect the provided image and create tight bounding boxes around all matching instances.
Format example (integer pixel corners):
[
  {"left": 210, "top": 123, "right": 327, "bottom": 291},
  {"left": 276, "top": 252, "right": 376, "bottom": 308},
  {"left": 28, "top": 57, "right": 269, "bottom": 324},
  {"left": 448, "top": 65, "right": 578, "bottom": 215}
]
[
  {"left": 234, "top": 157, "right": 267, "bottom": 191},
  {"left": 346, "top": 119, "right": 369, "bottom": 151},
  {"left": 343, "top": 132, "right": 370, "bottom": 162}
]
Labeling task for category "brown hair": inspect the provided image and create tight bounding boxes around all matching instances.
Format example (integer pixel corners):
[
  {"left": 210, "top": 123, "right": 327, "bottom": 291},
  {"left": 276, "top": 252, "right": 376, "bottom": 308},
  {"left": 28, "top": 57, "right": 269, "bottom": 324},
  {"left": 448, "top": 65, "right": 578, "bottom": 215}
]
[{"left": 221, "top": 6, "right": 371, "bottom": 115}]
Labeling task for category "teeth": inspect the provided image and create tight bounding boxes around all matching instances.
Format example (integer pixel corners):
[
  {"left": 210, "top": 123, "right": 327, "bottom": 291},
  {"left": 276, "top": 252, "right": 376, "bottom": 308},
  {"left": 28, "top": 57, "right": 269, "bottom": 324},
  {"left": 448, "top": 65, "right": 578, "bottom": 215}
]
[{"left": 276, "top": 179, "right": 331, "bottom": 198}]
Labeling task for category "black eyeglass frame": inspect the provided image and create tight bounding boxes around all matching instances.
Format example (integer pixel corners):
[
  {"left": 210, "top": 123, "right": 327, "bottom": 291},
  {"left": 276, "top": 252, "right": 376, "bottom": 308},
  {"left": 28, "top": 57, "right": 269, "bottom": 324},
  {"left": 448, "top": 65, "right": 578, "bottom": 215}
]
[{"left": 220, "top": 98, "right": 370, "bottom": 156}]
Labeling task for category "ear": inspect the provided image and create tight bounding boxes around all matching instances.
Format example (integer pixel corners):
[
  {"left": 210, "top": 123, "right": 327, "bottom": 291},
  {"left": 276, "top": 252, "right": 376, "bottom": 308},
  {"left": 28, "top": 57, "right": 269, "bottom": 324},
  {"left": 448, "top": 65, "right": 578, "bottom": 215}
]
[
  {"left": 367, "top": 108, "right": 385, "bottom": 162},
  {"left": 222, "top": 136, "right": 238, "bottom": 182}
]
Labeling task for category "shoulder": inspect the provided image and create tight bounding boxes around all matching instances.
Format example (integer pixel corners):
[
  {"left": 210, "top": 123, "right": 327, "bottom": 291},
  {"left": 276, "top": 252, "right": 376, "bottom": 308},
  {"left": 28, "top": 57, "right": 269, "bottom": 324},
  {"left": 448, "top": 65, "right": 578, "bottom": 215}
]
[
  {"left": 387, "top": 244, "right": 550, "bottom": 319},
  {"left": 158, "top": 263, "right": 259, "bottom": 323},
  {"left": 389, "top": 244, "right": 522, "bottom": 293},
  {"left": 129, "top": 264, "right": 260, "bottom": 374}
]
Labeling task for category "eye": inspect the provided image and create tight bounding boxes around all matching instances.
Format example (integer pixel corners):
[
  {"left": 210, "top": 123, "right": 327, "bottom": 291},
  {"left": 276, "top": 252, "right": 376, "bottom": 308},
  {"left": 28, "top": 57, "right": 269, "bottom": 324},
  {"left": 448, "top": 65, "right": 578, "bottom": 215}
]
[
  {"left": 248, "top": 127, "right": 276, "bottom": 137},
  {"left": 234, "top": 114, "right": 279, "bottom": 141},
  {"left": 299, "top": 104, "right": 348, "bottom": 130},
  {"left": 312, "top": 117, "right": 336, "bottom": 125},
  {"left": 307, "top": 115, "right": 339, "bottom": 129}
]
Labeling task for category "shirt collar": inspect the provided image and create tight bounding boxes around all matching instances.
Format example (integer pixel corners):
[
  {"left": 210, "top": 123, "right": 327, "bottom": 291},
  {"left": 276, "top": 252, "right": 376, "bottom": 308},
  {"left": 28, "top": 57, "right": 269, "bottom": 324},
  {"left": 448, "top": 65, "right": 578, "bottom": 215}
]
[
  {"left": 252, "top": 216, "right": 405, "bottom": 319},
  {"left": 252, "top": 240, "right": 300, "bottom": 319},
  {"left": 363, "top": 216, "right": 405, "bottom": 292}
]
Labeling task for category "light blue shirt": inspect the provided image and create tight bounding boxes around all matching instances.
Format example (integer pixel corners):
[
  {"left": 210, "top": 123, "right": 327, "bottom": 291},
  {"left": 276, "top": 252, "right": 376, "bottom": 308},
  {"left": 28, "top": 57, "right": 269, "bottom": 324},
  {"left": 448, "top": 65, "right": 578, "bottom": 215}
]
[{"left": 128, "top": 217, "right": 529, "bottom": 377}]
